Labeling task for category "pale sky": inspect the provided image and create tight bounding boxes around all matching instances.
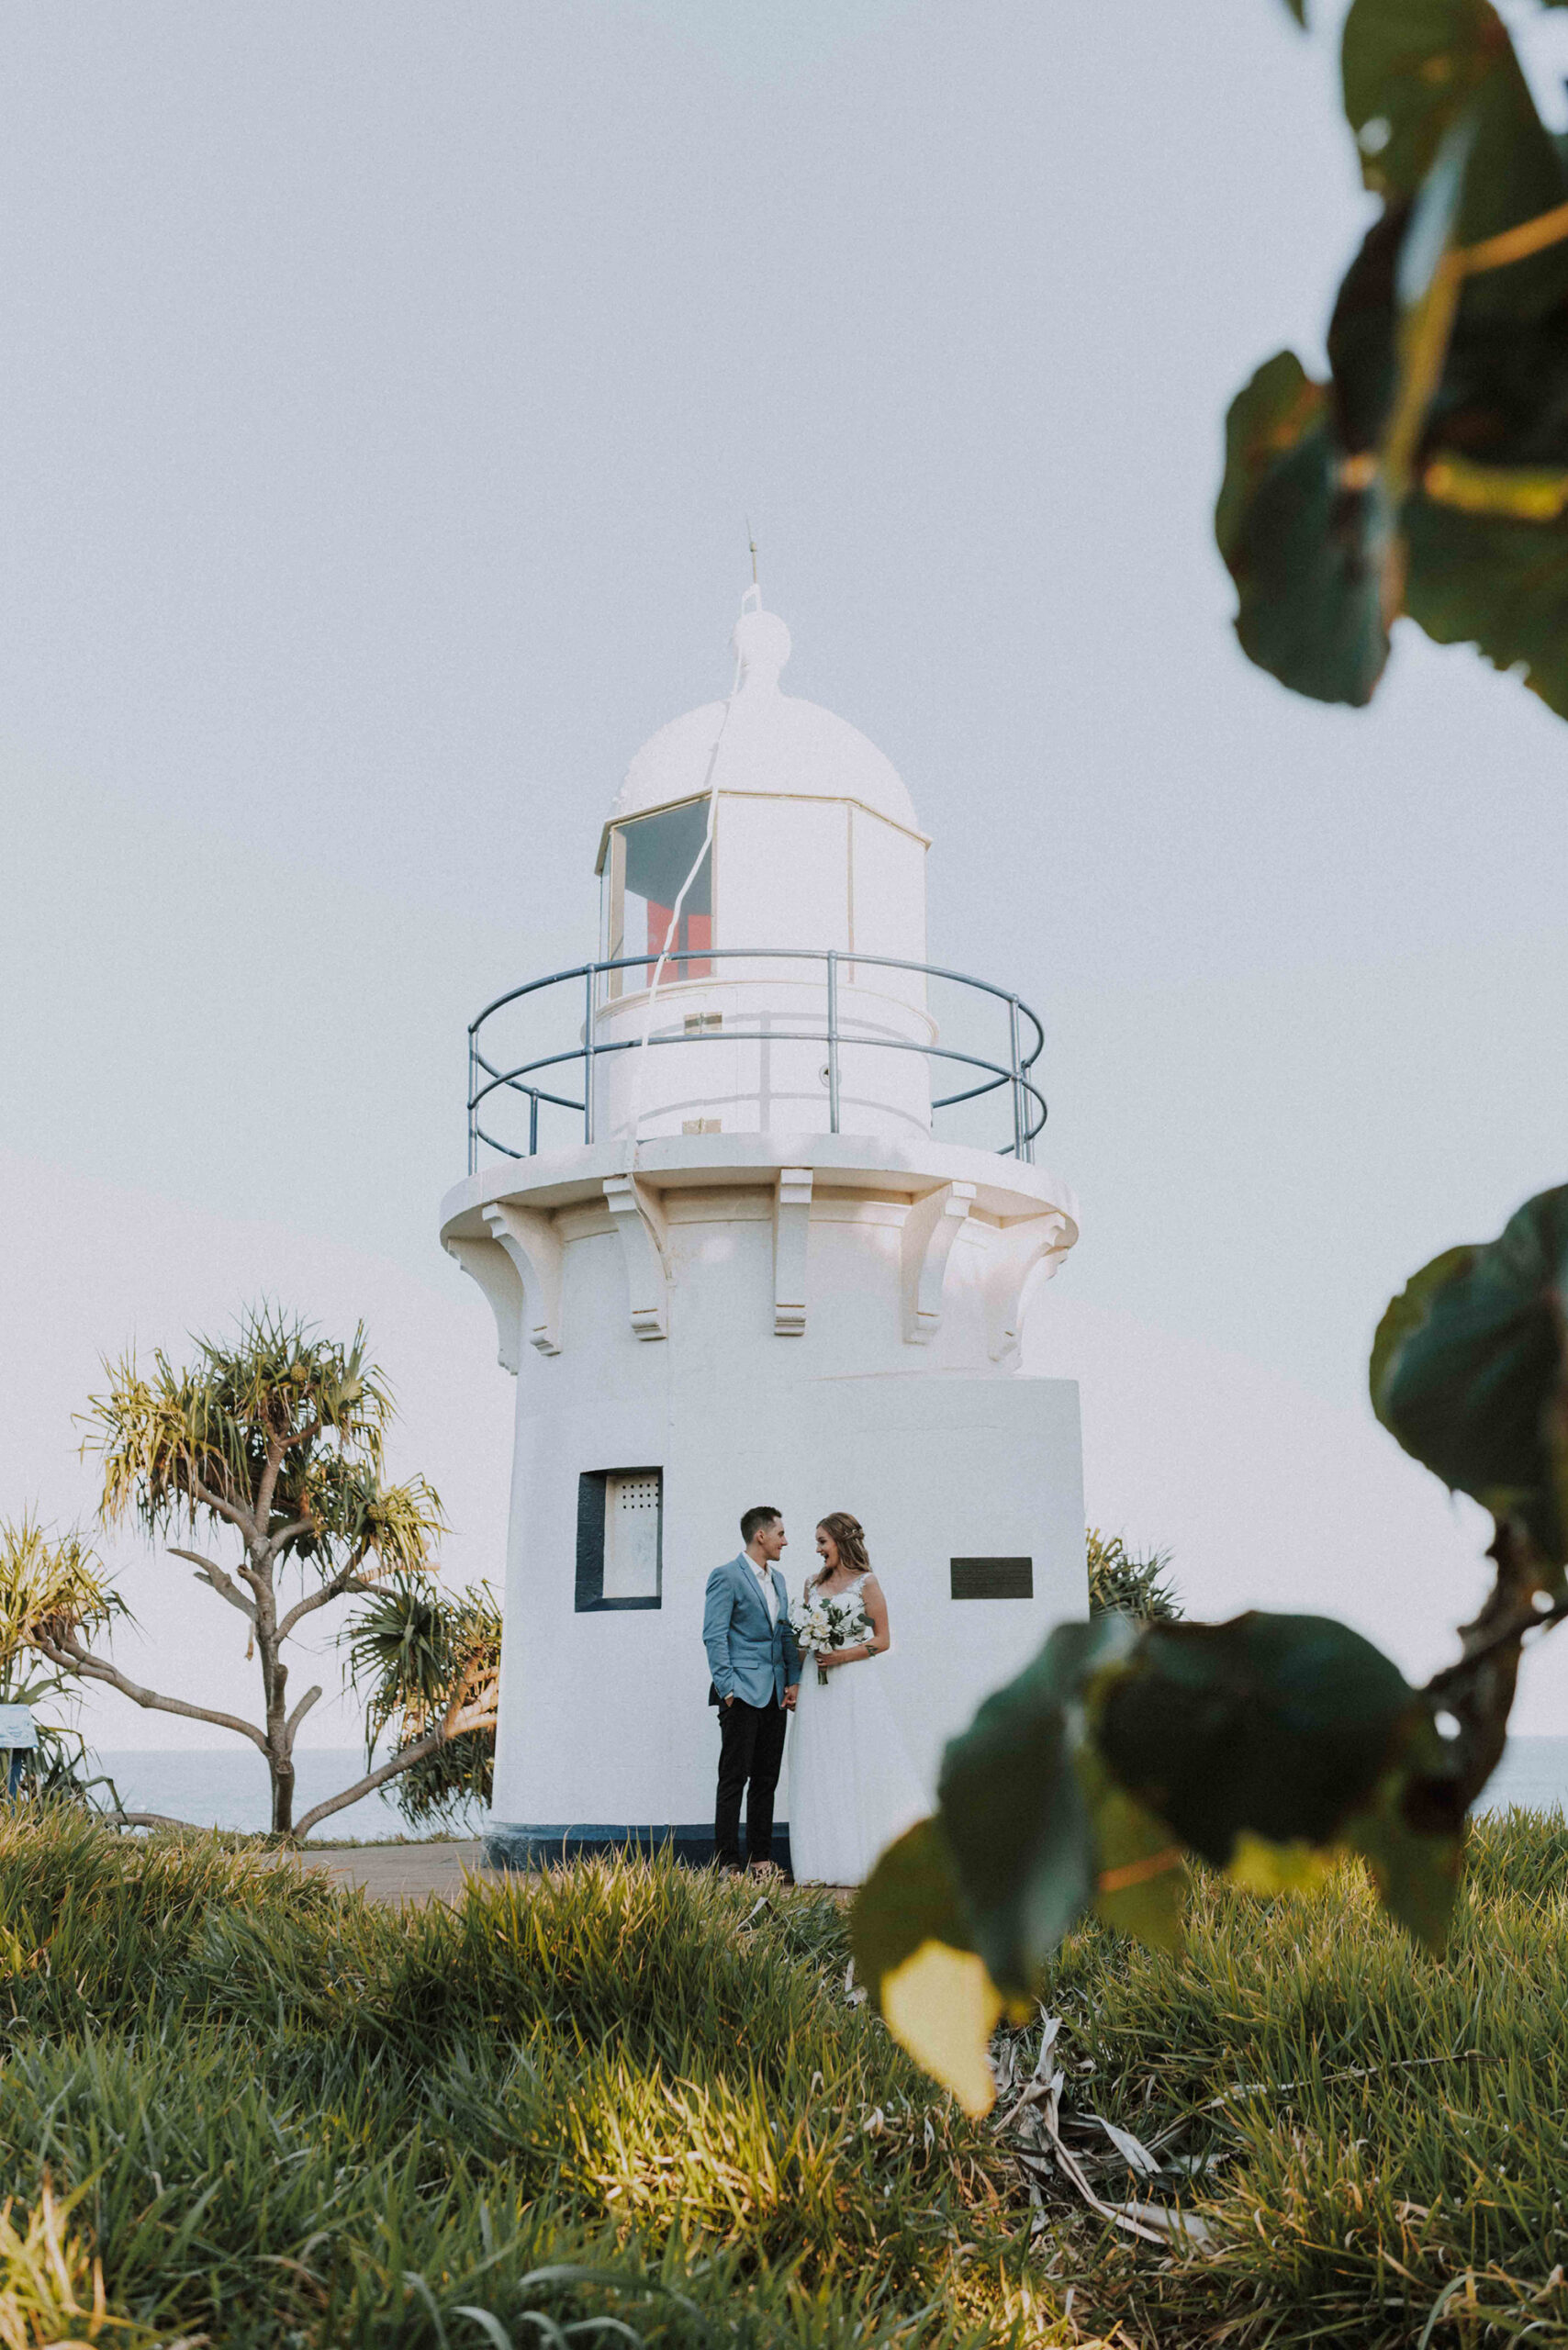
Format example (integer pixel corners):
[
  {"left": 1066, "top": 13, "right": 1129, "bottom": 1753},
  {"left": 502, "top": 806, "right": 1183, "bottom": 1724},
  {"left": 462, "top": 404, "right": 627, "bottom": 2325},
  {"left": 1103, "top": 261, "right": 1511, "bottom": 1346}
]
[{"left": 4, "top": 0, "right": 1566, "bottom": 1752}]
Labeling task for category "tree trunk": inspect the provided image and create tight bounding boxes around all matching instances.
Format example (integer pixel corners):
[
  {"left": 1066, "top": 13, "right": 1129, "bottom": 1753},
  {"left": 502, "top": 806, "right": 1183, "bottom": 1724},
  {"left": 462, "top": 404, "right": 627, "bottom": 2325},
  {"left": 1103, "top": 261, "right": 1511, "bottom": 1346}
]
[{"left": 252, "top": 1553, "right": 295, "bottom": 1836}]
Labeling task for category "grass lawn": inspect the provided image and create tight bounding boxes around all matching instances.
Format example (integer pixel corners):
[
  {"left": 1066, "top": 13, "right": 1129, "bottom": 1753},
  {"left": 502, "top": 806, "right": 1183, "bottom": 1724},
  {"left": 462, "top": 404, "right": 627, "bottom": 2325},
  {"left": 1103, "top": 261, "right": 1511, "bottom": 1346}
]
[{"left": 0, "top": 1811, "right": 1562, "bottom": 2346}]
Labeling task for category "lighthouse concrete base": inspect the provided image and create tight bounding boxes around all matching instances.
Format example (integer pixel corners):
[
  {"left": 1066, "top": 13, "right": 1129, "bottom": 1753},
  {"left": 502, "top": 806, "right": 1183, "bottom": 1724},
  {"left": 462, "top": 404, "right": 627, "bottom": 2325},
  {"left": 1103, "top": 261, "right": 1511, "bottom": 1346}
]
[{"left": 483, "top": 1822, "right": 790, "bottom": 1872}]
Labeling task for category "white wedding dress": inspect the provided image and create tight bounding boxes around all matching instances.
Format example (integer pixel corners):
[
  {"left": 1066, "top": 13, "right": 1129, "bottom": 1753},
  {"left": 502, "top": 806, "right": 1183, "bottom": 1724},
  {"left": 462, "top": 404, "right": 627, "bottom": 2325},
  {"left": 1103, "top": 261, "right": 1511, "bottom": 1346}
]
[{"left": 787, "top": 1573, "right": 930, "bottom": 1886}]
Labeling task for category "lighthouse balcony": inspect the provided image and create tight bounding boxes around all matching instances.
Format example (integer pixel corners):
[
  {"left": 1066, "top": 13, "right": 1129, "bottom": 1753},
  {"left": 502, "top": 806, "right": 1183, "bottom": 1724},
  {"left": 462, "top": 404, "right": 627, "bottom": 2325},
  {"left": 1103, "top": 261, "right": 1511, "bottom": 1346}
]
[{"left": 465, "top": 946, "right": 1047, "bottom": 1173}]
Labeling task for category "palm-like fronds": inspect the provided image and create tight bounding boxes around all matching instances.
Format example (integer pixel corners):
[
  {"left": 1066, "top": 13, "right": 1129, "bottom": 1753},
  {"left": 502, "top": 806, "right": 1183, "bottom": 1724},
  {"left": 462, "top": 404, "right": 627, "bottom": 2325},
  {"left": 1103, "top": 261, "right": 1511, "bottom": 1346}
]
[
  {"left": 82, "top": 1304, "right": 442, "bottom": 1573},
  {"left": 0, "top": 1521, "right": 127, "bottom": 1804},
  {"left": 347, "top": 1576, "right": 501, "bottom": 1823},
  {"left": 0, "top": 1519, "right": 125, "bottom": 1661},
  {"left": 68, "top": 1305, "right": 456, "bottom": 1834},
  {"left": 1086, "top": 1527, "right": 1182, "bottom": 1621}
]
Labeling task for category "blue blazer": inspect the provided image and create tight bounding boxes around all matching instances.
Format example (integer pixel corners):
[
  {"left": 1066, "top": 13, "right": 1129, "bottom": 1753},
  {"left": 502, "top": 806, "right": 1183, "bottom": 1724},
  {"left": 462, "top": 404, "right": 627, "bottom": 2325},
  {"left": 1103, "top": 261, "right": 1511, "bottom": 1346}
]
[{"left": 703, "top": 1553, "right": 802, "bottom": 1708}]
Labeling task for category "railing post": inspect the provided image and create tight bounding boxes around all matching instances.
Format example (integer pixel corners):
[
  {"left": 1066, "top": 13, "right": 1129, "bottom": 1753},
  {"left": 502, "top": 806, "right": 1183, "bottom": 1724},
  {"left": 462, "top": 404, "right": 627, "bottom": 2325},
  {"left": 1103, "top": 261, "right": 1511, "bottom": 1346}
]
[
  {"left": 826, "top": 950, "right": 841, "bottom": 1136},
  {"left": 529, "top": 1090, "right": 539, "bottom": 1156},
  {"left": 583, "top": 967, "right": 596, "bottom": 1145},
  {"left": 1008, "top": 995, "right": 1027, "bottom": 1162},
  {"left": 467, "top": 1034, "right": 477, "bottom": 1176}
]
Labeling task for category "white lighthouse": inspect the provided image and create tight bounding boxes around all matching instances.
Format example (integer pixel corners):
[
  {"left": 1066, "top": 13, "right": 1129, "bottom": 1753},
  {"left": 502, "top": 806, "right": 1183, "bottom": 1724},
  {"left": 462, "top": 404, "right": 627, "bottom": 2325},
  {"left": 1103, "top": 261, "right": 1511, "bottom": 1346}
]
[{"left": 440, "top": 593, "right": 1087, "bottom": 1866}]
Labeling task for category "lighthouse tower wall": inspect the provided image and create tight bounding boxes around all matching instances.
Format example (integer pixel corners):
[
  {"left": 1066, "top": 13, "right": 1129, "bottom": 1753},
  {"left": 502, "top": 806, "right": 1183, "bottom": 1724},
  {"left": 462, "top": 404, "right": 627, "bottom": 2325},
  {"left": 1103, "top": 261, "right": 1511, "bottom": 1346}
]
[
  {"left": 444, "top": 598, "right": 1088, "bottom": 1868},
  {"left": 444, "top": 1132, "right": 1084, "bottom": 1858}
]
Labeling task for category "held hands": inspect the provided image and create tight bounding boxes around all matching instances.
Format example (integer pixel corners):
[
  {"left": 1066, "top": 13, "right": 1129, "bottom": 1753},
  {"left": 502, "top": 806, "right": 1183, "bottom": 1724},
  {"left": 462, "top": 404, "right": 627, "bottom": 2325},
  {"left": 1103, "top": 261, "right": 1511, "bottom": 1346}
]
[{"left": 783, "top": 1684, "right": 799, "bottom": 1711}]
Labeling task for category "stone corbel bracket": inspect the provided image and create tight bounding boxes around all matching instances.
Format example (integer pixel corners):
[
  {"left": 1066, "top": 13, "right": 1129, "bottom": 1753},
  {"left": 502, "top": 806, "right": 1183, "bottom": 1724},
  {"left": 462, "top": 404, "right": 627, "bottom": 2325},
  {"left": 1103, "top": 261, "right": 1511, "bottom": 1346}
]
[
  {"left": 481, "top": 1202, "right": 564, "bottom": 1358},
  {"left": 900, "top": 1180, "right": 976, "bottom": 1345},
  {"left": 604, "top": 1172, "right": 671, "bottom": 1339},
  {"left": 986, "top": 1212, "right": 1073, "bottom": 1363},
  {"left": 444, "top": 1236, "right": 524, "bottom": 1375},
  {"left": 773, "top": 1168, "right": 813, "bottom": 1336}
]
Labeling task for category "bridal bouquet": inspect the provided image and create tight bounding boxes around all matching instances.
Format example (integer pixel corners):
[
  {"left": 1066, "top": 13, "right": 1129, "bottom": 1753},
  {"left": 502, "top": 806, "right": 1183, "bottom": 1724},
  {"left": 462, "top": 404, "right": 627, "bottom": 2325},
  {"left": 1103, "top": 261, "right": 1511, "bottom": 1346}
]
[{"left": 789, "top": 1589, "right": 873, "bottom": 1686}]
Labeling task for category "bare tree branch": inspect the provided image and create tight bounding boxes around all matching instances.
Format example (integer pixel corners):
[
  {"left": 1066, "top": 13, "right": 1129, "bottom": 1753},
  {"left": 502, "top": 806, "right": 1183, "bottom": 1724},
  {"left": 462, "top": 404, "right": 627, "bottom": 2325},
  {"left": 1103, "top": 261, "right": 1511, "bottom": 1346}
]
[
  {"left": 1422, "top": 1521, "right": 1559, "bottom": 1807},
  {"left": 254, "top": 1431, "right": 292, "bottom": 1540},
  {"left": 276, "top": 1569, "right": 378, "bottom": 1642},
  {"left": 35, "top": 1632, "right": 270, "bottom": 1752},
  {"left": 256, "top": 1427, "right": 322, "bottom": 1539},
  {"left": 186, "top": 1472, "right": 262, "bottom": 1550},
  {"left": 285, "top": 1684, "right": 323, "bottom": 1742},
  {"left": 169, "top": 1550, "right": 257, "bottom": 1621},
  {"left": 264, "top": 1517, "right": 314, "bottom": 1562},
  {"left": 291, "top": 1695, "right": 497, "bottom": 1840}
]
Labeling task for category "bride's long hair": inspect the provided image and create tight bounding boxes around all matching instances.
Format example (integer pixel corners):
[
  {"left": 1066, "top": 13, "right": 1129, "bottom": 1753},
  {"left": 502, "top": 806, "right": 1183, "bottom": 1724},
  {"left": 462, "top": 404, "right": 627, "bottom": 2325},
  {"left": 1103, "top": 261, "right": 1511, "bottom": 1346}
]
[{"left": 811, "top": 1511, "right": 870, "bottom": 1587}]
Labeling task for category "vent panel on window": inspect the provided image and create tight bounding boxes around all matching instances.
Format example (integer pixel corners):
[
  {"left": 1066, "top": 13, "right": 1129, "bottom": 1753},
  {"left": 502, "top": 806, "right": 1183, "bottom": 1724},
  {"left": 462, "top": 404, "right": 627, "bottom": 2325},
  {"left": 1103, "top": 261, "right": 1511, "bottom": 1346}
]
[{"left": 577, "top": 1469, "right": 663, "bottom": 1611}]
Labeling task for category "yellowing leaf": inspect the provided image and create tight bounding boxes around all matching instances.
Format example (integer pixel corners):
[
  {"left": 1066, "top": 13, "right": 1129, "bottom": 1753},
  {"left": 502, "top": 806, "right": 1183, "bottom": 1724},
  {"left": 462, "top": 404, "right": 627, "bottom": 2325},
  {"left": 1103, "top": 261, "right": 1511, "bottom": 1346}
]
[
  {"left": 881, "top": 1940, "right": 1002, "bottom": 2118},
  {"left": 1226, "top": 1830, "right": 1338, "bottom": 1897},
  {"left": 1423, "top": 454, "right": 1568, "bottom": 520}
]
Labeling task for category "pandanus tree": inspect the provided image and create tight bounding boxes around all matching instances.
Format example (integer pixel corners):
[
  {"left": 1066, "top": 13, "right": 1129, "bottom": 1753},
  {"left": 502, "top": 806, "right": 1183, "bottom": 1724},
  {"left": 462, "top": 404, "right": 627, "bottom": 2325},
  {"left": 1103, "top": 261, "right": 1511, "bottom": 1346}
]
[
  {"left": 17, "top": 1307, "right": 499, "bottom": 1836},
  {"left": 854, "top": 0, "right": 1568, "bottom": 2125}
]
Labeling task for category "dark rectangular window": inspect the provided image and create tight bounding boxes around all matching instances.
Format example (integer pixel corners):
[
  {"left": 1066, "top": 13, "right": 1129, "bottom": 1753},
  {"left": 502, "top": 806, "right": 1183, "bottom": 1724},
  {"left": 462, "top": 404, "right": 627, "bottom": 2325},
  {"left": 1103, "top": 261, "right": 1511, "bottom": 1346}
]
[
  {"left": 950, "top": 1556, "right": 1033, "bottom": 1601},
  {"left": 577, "top": 1469, "right": 663, "bottom": 1611}
]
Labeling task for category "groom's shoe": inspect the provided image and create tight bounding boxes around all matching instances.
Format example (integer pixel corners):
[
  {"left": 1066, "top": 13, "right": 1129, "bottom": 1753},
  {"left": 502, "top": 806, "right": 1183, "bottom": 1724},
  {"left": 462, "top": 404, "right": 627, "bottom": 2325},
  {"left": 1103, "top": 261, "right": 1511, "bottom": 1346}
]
[{"left": 748, "top": 1859, "right": 784, "bottom": 1882}]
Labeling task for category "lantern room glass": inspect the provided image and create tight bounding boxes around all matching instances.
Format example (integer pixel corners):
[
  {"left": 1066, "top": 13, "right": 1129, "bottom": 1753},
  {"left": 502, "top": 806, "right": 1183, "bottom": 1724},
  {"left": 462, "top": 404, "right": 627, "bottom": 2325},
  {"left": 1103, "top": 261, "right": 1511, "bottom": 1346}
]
[{"left": 603, "top": 800, "right": 713, "bottom": 996}]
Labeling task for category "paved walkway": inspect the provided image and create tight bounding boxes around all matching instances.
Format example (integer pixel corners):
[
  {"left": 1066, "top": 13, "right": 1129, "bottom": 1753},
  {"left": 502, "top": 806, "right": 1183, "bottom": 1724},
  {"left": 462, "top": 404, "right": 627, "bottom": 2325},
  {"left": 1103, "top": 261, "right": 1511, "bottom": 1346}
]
[
  {"left": 294, "top": 1840, "right": 486, "bottom": 1906},
  {"left": 290, "top": 1841, "right": 852, "bottom": 1908}
]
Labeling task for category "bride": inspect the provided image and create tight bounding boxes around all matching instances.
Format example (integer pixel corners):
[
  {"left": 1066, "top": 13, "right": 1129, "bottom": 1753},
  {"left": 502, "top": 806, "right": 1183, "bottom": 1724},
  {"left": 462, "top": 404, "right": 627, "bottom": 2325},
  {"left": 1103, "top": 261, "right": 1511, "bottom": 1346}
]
[{"left": 787, "top": 1511, "right": 929, "bottom": 1886}]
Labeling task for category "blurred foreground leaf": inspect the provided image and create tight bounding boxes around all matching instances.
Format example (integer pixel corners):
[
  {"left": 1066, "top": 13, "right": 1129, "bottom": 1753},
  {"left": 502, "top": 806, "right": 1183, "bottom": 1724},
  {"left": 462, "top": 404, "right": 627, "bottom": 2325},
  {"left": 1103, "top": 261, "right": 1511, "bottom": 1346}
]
[
  {"left": 935, "top": 1615, "right": 1136, "bottom": 1997},
  {"left": 853, "top": 1817, "right": 1005, "bottom": 2116},
  {"left": 1371, "top": 1183, "right": 1568, "bottom": 1571},
  {"left": 1223, "top": 0, "right": 1568, "bottom": 719}
]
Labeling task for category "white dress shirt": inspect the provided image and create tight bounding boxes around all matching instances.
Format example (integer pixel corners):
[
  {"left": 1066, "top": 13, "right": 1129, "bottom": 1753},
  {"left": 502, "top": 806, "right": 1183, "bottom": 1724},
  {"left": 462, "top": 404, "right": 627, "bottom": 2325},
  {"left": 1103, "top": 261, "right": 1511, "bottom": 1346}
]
[{"left": 748, "top": 1555, "right": 779, "bottom": 1627}]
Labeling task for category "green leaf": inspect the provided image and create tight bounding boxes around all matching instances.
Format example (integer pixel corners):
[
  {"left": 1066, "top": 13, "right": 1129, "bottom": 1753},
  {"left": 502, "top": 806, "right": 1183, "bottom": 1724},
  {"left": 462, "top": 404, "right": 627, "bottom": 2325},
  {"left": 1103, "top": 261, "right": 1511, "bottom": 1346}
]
[
  {"left": 1095, "top": 1613, "right": 1417, "bottom": 1866},
  {"left": 935, "top": 1615, "right": 1137, "bottom": 1997},
  {"left": 1369, "top": 1243, "right": 1479, "bottom": 1415},
  {"left": 1369, "top": 1184, "right": 1568, "bottom": 1566},
  {"left": 1215, "top": 352, "right": 1392, "bottom": 707},
  {"left": 852, "top": 1813, "right": 978, "bottom": 2006},
  {"left": 1341, "top": 0, "right": 1568, "bottom": 318},
  {"left": 1340, "top": 1731, "right": 1464, "bottom": 1952},
  {"left": 851, "top": 1817, "right": 1004, "bottom": 2117},
  {"left": 1282, "top": 0, "right": 1307, "bottom": 22},
  {"left": 1074, "top": 1737, "right": 1186, "bottom": 1951},
  {"left": 1402, "top": 494, "right": 1568, "bottom": 720}
]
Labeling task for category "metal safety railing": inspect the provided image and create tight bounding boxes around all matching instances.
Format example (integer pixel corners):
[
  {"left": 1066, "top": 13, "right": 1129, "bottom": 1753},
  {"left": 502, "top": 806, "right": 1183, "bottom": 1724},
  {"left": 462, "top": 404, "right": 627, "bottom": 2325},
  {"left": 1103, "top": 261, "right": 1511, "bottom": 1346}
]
[{"left": 465, "top": 946, "right": 1047, "bottom": 1172}]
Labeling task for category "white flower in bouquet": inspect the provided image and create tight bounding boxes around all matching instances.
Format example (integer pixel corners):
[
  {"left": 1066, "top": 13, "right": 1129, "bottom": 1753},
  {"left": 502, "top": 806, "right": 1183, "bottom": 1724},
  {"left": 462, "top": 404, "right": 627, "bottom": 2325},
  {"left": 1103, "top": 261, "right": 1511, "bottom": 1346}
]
[{"left": 790, "top": 1587, "right": 873, "bottom": 1684}]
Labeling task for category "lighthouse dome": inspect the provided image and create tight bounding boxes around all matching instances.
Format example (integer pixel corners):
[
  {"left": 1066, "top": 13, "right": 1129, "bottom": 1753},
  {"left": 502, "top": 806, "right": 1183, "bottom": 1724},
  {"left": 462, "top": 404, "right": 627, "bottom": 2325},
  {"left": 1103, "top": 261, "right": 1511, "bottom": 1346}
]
[{"left": 608, "top": 604, "right": 923, "bottom": 836}]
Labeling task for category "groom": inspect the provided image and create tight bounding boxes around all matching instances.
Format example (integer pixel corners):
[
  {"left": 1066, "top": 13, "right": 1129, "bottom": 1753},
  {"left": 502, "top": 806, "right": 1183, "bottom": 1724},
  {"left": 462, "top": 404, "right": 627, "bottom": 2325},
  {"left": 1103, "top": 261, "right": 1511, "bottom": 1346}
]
[{"left": 703, "top": 1505, "right": 801, "bottom": 1874}]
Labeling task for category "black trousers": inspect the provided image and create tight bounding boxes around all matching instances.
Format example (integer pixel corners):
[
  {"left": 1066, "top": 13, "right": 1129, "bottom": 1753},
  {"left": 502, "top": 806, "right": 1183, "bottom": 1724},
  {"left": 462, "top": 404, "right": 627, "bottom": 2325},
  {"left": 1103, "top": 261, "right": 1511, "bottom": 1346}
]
[{"left": 714, "top": 1695, "right": 787, "bottom": 1868}]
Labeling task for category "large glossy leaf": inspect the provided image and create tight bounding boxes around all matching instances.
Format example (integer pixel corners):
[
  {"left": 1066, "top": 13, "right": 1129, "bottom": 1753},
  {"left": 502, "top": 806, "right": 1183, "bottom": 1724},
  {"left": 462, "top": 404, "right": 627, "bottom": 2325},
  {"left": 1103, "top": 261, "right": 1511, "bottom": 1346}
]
[
  {"left": 1340, "top": 1734, "right": 1464, "bottom": 1952},
  {"left": 1370, "top": 1184, "right": 1568, "bottom": 1566},
  {"left": 1341, "top": 0, "right": 1568, "bottom": 318},
  {"left": 935, "top": 1614, "right": 1136, "bottom": 1997},
  {"left": 1095, "top": 1612, "right": 1417, "bottom": 1865},
  {"left": 853, "top": 1813, "right": 976, "bottom": 2002},
  {"left": 1216, "top": 353, "right": 1392, "bottom": 706},
  {"left": 851, "top": 1817, "right": 1005, "bottom": 2114},
  {"left": 1403, "top": 494, "right": 1568, "bottom": 718},
  {"left": 1075, "top": 1737, "right": 1186, "bottom": 1952}
]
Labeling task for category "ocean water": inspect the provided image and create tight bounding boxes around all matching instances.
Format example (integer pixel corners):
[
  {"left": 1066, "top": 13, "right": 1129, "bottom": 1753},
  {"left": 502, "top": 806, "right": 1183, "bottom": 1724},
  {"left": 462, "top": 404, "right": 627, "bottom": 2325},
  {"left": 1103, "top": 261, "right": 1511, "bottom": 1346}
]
[
  {"left": 1472, "top": 1735, "right": 1568, "bottom": 1818},
  {"left": 93, "top": 1748, "right": 481, "bottom": 1841},
  {"left": 85, "top": 1738, "right": 1568, "bottom": 1843}
]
